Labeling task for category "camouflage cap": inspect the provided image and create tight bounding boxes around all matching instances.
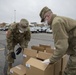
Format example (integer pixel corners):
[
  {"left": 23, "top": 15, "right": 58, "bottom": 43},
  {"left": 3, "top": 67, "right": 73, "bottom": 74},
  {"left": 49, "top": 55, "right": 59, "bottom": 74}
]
[
  {"left": 39, "top": 6, "right": 51, "bottom": 22},
  {"left": 20, "top": 19, "right": 29, "bottom": 26},
  {"left": 19, "top": 19, "right": 29, "bottom": 33}
]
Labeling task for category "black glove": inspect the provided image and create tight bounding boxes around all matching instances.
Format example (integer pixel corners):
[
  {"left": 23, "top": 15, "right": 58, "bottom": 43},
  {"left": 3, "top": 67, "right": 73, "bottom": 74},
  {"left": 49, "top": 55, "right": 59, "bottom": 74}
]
[
  {"left": 11, "top": 52, "right": 16, "bottom": 59},
  {"left": 16, "top": 47, "right": 22, "bottom": 55}
]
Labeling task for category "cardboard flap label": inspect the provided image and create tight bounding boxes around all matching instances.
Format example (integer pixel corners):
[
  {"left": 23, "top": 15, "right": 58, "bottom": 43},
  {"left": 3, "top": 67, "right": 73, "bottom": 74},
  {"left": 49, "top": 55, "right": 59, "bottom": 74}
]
[
  {"left": 23, "top": 54, "right": 27, "bottom": 57},
  {"left": 16, "top": 66, "right": 21, "bottom": 70},
  {"left": 26, "top": 64, "right": 30, "bottom": 68}
]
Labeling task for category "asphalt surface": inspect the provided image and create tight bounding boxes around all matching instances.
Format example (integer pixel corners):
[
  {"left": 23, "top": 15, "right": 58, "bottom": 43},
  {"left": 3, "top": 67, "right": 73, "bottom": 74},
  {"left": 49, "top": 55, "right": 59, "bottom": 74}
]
[{"left": 0, "top": 31, "right": 54, "bottom": 75}]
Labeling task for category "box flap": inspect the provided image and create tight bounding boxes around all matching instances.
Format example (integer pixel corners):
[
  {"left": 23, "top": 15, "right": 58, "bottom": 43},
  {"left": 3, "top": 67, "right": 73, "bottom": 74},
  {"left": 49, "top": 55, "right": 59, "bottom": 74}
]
[
  {"left": 54, "top": 59, "right": 61, "bottom": 75},
  {"left": 26, "top": 58, "right": 48, "bottom": 71},
  {"left": 10, "top": 65, "right": 26, "bottom": 75},
  {"left": 31, "top": 46, "right": 44, "bottom": 52},
  {"left": 37, "top": 51, "right": 53, "bottom": 60},
  {"left": 61, "top": 54, "right": 69, "bottom": 71},
  {"left": 23, "top": 48, "right": 37, "bottom": 57},
  {"left": 46, "top": 48, "right": 54, "bottom": 53},
  {"left": 39, "top": 44, "right": 51, "bottom": 49}
]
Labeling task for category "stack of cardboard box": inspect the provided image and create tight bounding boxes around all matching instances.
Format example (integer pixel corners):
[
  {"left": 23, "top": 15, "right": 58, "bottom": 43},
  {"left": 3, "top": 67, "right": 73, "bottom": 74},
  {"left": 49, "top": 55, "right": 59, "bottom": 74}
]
[{"left": 10, "top": 44, "right": 69, "bottom": 75}]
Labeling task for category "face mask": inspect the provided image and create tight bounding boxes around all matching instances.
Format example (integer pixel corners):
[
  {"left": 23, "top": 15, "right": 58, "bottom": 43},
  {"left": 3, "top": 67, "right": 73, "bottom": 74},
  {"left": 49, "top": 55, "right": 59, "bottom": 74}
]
[
  {"left": 19, "top": 29, "right": 24, "bottom": 33},
  {"left": 19, "top": 28, "right": 28, "bottom": 33},
  {"left": 43, "top": 20, "right": 48, "bottom": 26},
  {"left": 18, "top": 25, "right": 28, "bottom": 33}
]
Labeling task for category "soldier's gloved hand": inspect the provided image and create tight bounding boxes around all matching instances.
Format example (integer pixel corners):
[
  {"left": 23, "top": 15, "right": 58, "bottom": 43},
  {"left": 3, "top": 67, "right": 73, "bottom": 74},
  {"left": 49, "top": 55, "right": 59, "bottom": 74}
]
[
  {"left": 16, "top": 47, "right": 22, "bottom": 55},
  {"left": 11, "top": 52, "right": 16, "bottom": 59},
  {"left": 42, "top": 59, "right": 50, "bottom": 65}
]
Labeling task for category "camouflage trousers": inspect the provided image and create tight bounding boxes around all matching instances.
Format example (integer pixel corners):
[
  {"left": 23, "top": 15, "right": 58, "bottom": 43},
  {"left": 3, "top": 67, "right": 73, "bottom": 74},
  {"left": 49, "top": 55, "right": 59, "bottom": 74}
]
[
  {"left": 64, "top": 55, "right": 76, "bottom": 75},
  {"left": 6, "top": 53, "right": 14, "bottom": 75}
]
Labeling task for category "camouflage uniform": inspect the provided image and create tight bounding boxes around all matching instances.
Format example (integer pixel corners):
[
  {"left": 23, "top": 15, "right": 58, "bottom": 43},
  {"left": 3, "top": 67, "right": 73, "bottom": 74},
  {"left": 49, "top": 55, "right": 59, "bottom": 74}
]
[
  {"left": 6, "top": 19, "right": 31, "bottom": 75},
  {"left": 40, "top": 7, "right": 76, "bottom": 75}
]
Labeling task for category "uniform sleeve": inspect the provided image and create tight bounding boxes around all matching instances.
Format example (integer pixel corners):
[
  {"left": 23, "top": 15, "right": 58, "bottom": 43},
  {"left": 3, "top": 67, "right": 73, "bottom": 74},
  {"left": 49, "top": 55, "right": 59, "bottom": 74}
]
[
  {"left": 25, "top": 27, "right": 31, "bottom": 41},
  {"left": 6, "top": 29, "right": 14, "bottom": 53},
  {"left": 49, "top": 20, "right": 69, "bottom": 63},
  {"left": 21, "top": 27, "right": 31, "bottom": 48}
]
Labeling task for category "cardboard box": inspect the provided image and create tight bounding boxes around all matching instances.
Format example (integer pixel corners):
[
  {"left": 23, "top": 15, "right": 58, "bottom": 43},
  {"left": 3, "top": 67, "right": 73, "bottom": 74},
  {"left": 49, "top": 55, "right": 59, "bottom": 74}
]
[
  {"left": 39, "top": 44, "right": 51, "bottom": 50},
  {"left": 54, "top": 59, "right": 61, "bottom": 75},
  {"left": 37, "top": 53, "right": 68, "bottom": 75},
  {"left": 36, "top": 51, "right": 61, "bottom": 75},
  {"left": 37, "top": 51, "right": 53, "bottom": 60},
  {"left": 61, "top": 55, "right": 69, "bottom": 71},
  {"left": 60, "top": 71, "right": 64, "bottom": 75},
  {"left": 31, "top": 46, "right": 44, "bottom": 52},
  {"left": 23, "top": 48, "right": 37, "bottom": 65},
  {"left": 46, "top": 48, "right": 54, "bottom": 54},
  {"left": 10, "top": 65, "right": 26, "bottom": 75},
  {"left": 26, "top": 58, "right": 54, "bottom": 75}
]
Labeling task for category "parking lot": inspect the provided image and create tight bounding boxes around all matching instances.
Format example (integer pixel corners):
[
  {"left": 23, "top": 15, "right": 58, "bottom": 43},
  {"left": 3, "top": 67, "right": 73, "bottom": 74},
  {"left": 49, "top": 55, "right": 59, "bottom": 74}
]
[{"left": 0, "top": 31, "right": 54, "bottom": 75}]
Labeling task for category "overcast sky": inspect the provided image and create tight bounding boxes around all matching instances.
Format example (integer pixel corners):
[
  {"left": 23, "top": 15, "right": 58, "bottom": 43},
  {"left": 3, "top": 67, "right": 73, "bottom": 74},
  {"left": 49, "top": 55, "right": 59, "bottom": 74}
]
[{"left": 0, "top": 0, "right": 76, "bottom": 24}]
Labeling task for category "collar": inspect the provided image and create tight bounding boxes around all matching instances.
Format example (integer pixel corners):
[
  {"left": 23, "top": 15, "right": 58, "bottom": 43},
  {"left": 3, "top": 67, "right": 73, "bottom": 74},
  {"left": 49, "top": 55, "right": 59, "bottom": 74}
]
[
  {"left": 49, "top": 14, "right": 57, "bottom": 25},
  {"left": 49, "top": 14, "right": 57, "bottom": 29}
]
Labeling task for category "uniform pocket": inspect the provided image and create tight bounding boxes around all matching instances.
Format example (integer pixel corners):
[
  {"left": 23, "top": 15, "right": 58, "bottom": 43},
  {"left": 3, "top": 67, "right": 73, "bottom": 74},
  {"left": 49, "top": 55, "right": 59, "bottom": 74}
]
[{"left": 6, "top": 53, "right": 14, "bottom": 63}]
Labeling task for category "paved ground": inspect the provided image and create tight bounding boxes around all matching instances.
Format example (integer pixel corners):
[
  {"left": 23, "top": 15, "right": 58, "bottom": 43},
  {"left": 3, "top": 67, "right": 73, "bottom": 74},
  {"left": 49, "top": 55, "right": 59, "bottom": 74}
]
[{"left": 0, "top": 31, "right": 54, "bottom": 75}]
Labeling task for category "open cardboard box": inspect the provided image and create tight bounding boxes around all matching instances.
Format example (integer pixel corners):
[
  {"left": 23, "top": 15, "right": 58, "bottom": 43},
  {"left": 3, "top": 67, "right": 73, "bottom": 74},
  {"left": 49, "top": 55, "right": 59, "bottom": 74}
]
[
  {"left": 23, "top": 48, "right": 37, "bottom": 65},
  {"left": 37, "top": 51, "right": 61, "bottom": 75},
  {"left": 26, "top": 53, "right": 61, "bottom": 75},
  {"left": 26, "top": 57, "right": 54, "bottom": 75}
]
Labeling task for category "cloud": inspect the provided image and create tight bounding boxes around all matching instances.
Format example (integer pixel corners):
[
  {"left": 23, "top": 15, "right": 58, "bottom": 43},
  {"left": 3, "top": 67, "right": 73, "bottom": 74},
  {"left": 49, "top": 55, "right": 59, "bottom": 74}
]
[{"left": 0, "top": 0, "right": 76, "bottom": 23}]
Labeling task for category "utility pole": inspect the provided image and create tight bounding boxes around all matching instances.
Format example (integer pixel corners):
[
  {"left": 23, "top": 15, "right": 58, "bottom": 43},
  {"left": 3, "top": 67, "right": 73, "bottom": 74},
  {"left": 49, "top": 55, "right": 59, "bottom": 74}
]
[{"left": 14, "top": 10, "right": 16, "bottom": 23}]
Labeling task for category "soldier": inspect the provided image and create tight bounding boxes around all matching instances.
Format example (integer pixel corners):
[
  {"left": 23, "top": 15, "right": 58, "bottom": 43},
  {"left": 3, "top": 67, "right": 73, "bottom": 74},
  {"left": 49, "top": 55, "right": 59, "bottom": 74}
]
[
  {"left": 6, "top": 19, "right": 31, "bottom": 75},
  {"left": 39, "top": 6, "right": 76, "bottom": 75}
]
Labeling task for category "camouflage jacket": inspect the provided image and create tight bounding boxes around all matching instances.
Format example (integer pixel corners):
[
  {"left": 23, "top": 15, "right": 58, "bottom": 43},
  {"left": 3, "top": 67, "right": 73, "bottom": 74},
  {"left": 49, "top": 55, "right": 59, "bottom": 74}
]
[
  {"left": 49, "top": 14, "right": 76, "bottom": 63},
  {"left": 6, "top": 23, "right": 31, "bottom": 52}
]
